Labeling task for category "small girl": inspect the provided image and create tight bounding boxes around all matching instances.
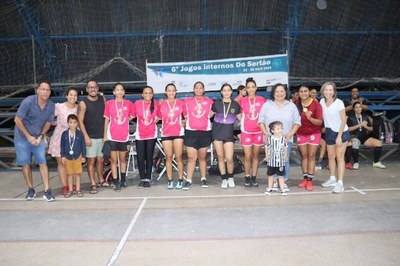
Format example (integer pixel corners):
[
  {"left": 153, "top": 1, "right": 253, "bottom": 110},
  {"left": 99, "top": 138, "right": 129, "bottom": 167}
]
[{"left": 264, "top": 121, "right": 288, "bottom": 196}]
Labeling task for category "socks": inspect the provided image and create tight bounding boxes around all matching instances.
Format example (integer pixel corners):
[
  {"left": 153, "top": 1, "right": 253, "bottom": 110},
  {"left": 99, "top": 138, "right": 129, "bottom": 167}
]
[
  {"left": 374, "top": 147, "right": 382, "bottom": 163},
  {"left": 307, "top": 174, "right": 314, "bottom": 181}
]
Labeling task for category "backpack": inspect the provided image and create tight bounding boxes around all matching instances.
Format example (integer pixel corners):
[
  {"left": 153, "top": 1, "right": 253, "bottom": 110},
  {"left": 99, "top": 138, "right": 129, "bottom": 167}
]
[
  {"left": 208, "top": 154, "right": 244, "bottom": 175},
  {"left": 372, "top": 114, "right": 394, "bottom": 143}
]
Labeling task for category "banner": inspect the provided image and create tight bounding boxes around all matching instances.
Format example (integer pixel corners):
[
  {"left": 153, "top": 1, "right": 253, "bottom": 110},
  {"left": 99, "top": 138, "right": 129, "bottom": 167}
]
[{"left": 146, "top": 54, "right": 288, "bottom": 93}]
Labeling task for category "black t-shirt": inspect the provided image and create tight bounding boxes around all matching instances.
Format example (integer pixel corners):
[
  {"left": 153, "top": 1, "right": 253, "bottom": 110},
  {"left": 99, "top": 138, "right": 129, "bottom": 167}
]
[
  {"left": 347, "top": 112, "right": 371, "bottom": 139},
  {"left": 211, "top": 100, "right": 240, "bottom": 141}
]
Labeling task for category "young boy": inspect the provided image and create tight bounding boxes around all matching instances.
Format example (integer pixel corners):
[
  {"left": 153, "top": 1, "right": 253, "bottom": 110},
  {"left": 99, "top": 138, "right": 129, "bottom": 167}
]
[
  {"left": 61, "top": 114, "right": 86, "bottom": 197},
  {"left": 264, "top": 121, "right": 289, "bottom": 196}
]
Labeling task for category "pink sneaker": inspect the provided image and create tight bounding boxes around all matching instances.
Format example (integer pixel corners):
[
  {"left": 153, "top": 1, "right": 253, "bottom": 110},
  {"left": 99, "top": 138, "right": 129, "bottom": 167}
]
[{"left": 298, "top": 178, "right": 308, "bottom": 188}]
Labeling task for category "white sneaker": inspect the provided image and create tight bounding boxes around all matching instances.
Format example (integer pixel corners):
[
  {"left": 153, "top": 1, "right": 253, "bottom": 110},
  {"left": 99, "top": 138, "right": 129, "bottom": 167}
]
[
  {"left": 227, "top": 178, "right": 235, "bottom": 188},
  {"left": 264, "top": 188, "right": 272, "bottom": 195},
  {"left": 373, "top": 161, "right": 386, "bottom": 169},
  {"left": 272, "top": 182, "right": 278, "bottom": 191},
  {"left": 322, "top": 178, "right": 337, "bottom": 188},
  {"left": 353, "top": 162, "right": 360, "bottom": 170},
  {"left": 221, "top": 179, "right": 228, "bottom": 189},
  {"left": 283, "top": 183, "right": 290, "bottom": 192},
  {"left": 332, "top": 182, "right": 344, "bottom": 193},
  {"left": 280, "top": 188, "right": 288, "bottom": 196}
]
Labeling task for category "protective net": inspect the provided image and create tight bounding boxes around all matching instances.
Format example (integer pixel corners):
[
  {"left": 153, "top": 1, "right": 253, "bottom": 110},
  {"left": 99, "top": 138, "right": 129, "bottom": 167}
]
[{"left": 1, "top": 0, "right": 400, "bottom": 95}]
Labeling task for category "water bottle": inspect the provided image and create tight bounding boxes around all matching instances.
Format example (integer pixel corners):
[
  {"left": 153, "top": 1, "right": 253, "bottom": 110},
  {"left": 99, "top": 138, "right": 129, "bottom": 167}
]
[
  {"left": 386, "top": 132, "right": 392, "bottom": 144},
  {"left": 380, "top": 132, "right": 385, "bottom": 142}
]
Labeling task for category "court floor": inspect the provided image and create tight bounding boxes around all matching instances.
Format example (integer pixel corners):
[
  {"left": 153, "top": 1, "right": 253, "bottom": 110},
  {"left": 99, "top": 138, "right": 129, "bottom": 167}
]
[{"left": 0, "top": 163, "right": 399, "bottom": 266}]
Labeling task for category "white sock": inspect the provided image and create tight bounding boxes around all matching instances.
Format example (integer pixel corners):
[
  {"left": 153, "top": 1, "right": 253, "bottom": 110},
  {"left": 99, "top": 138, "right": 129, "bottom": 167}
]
[
  {"left": 201, "top": 177, "right": 206, "bottom": 181},
  {"left": 330, "top": 176, "right": 336, "bottom": 180},
  {"left": 338, "top": 180, "right": 343, "bottom": 185}
]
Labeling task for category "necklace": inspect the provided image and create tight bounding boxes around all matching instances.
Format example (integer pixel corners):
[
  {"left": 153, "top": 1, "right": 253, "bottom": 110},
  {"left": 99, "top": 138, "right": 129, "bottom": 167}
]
[
  {"left": 115, "top": 99, "right": 124, "bottom": 124},
  {"left": 223, "top": 100, "right": 232, "bottom": 123},
  {"left": 194, "top": 97, "right": 203, "bottom": 115},
  {"left": 248, "top": 96, "right": 256, "bottom": 119},
  {"left": 68, "top": 129, "right": 76, "bottom": 155},
  {"left": 302, "top": 98, "right": 313, "bottom": 112},
  {"left": 142, "top": 100, "right": 150, "bottom": 124},
  {"left": 356, "top": 114, "right": 363, "bottom": 131},
  {"left": 167, "top": 99, "right": 176, "bottom": 118}
]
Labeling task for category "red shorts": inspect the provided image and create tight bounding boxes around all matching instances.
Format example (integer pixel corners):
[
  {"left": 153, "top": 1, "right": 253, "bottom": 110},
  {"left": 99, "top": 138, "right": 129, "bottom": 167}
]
[
  {"left": 241, "top": 132, "right": 264, "bottom": 146},
  {"left": 297, "top": 132, "right": 321, "bottom": 145}
]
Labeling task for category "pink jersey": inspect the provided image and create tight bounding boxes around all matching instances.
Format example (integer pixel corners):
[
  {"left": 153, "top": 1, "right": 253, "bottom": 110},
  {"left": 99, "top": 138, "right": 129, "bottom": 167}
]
[
  {"left": 183, "top": 97, "right": 213, "bottom": 131},
  {"left": 132, "top": 99, "right": 159, "bottom": 140},
  {"left": 240, "top": 96, "right": 266, "bottom": 133},
  {"left": 158, "top": 99, "right": 185, "bottom": 137},
  {"left": 104, "top": 99, "right": 133, "bottom": 142}
]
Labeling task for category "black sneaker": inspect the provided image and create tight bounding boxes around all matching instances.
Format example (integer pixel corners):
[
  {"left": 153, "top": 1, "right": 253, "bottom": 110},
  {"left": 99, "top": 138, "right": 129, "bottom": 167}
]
[
  {"left": 201, "top": 179, "right": 208, "bottom": 188},
  {"left": 250, "top": 176, "right": 258, "bottom": 187},
  {"left": 182, "top": 181, "right": 192, "bottom": 190},
  {"left": 26, "top": 187, "right": 36, "bottom": 201},
  {"left": 244, "top": 176, "right": 251, "bottom": 187},
  {"left": 121, "top": 181, "right": 127, "bottom": 188},
  {"left": 114, "top": 180, "right": 121, "bottom": 191},
  {"left": 143, "top": 181, "right": 151, "bottom": 189},
  {"left": 137, "top": 180, "right": 145, "bottom": 189},
  {"left": 43, "top": 189, "right": 55, "bottom": 202}
]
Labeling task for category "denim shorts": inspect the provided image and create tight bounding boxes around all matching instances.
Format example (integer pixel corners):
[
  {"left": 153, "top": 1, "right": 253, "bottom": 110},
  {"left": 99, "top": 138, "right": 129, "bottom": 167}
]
[
  {"left": 325, "top": 128, "right": 350, "bottom": 145},
  {"left": 15, "top": 138, "right": 47, "bottom": 165}
]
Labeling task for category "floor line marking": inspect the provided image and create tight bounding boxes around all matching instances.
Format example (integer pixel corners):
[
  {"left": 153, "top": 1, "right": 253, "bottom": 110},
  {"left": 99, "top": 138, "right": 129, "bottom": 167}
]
[
  {"left": 3, "top": 187, "right": 400, "bottom": 202},
  {"left": 350, "top": 186, "right": 367, "bottom": 195},
  {"left": 107, "top": 197, "right": 147, "bottom": 266}
]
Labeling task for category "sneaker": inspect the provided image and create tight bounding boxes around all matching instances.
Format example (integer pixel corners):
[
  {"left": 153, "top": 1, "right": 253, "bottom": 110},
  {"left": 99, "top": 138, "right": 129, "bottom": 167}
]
[
  {"left": 26, "top": 188, "right": 36, "bottom": 201},
  {"left": 332, "top": 182, "right": 344, "bottom": 193},
  {"left": 167, "top": 180, "right": 174, "bottom": 190},
  {"left": 143, "top": 181, "right": 151, "bottom": 189},
  {"left": 316, "top": 160, "right": 323, "bottom": 170},
  {"left": 345, "top": 162, "right": 353, "bottom": 170},
  {"left": 228, "top": 178, "right": 235, "bottom": 188},
  {"left": 244, "top": 176, "right": 251, "bottom": 187},
  {"left": 306, "top": 180, "right": 314, "bottom": 191},
  {"left": 373, "top": 161, "right": 386, "bottom": 169},
  {"left": 322, "top": 178, "right": 337, "bottom": 188},
  {"left": 264, "top": 188, "right": 273, "bottom": 195},
  {"left": 121, "top": 180, "right": 127, "bottom": 188},
  {"left": 114, "top": 181, "right": 121, "bottom": 192},
  {"left": 280, "top": 189, "right": 288, "bottom": 196},
  {"left": 221, "top": 179, "right": 228, "bottom": 189},
  {"left": 183, "top": 181, "right": 192, "bottom": 190},
  {"left": 272, "top": 182, "right": 278, "bottom": 191},
  {"left": 298, "top": 178, "right": 308, "bottom": 188},
  {"left": 201, "top": 179, "right": 208, "bottom": 188},
  {"left": 137, "top": 180, "right": 145, "bottom": 189},
  {"left": 61, "top": 186, "right": 68, "bottom": 196},
  {"left": 43, "top": 189, "right": 55, "bottom": 202},
  {"left": 353, "top": 162, "right": 360, "bottom": 170},
  {"left": 283, "top": 183, "right": 290, "bottom": 192},
  {"left": 250, "top": 176, "right": 258, "bottom": 187},
  {"left": 176, "top": 180, "right": 184, "bottom": 189}
]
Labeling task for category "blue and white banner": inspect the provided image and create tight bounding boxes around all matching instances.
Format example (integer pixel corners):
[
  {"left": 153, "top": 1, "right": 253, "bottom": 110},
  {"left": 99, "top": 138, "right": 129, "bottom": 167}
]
[{"left": 146, "top": 54, "right": 288, "bottom": 93}]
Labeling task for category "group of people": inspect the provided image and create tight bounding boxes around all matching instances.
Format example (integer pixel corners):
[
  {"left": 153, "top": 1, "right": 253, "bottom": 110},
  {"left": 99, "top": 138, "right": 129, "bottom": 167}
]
[{"left": 14, "top": 79, "right": 387, "bottom": 201}]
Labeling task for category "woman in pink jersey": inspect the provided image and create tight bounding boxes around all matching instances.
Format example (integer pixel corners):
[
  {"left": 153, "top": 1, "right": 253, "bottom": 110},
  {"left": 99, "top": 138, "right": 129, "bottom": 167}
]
[
  {"left": 132, "top": 86, "right": 159, "bottom": 189},
  {"left": 158, "top": 83, "right": 186, "bottom": 190},
  {"left": 103, "top": 83, "right": 134, "bottom": 191},
  {"left": 240, "top": 78, "right": 266, "bottom": 187},
  {"left": 296, "top": 85, "right": 323, "bottom": 191},
  {"left": 182, "top": 81, "right": 214, "bottom": 190}
]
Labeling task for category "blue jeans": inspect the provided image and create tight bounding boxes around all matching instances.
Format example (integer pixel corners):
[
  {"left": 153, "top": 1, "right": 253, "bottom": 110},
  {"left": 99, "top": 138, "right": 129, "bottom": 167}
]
[{"left": 15, "top": 138, "right": 47, "bottom": 165}]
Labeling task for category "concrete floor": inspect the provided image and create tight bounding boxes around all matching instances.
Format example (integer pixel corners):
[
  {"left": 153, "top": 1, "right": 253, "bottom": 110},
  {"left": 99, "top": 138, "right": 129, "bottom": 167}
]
[{"left": 0, "top": 161, "right": 399, "bottom": 266}]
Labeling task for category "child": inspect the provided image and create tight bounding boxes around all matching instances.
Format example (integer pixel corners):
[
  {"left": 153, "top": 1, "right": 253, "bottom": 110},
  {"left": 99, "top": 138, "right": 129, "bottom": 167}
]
[
  {"left": 61, "top": 114, "right": 86, "bottom": 197},
  {"left": 264, "top": 121, "right": 288, "bottom": 196}
]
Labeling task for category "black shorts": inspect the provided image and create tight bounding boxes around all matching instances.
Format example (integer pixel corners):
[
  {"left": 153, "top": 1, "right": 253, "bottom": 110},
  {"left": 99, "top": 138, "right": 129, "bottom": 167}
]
[
  {"left": 184, "top": 130, "right": 212, "bottom": 149},
  {"left": 325, "top": 128, "right": 350, "bottom": 145},
  {"left": 267, "top": 166, "right": 285, "bottom": 176},
  {"left": 161, "top": 136, "right": 184, "bottom": 142},
  {"left": 108, "top": 140, "right": 130, "bottom": 152}
]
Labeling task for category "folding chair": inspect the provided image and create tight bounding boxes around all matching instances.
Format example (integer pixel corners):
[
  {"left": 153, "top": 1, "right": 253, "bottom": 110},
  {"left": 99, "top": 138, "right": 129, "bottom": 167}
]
[
  {"left": 155, "top": 137, "right": 187, "bottom": 181},
  {"left": 126, "top": 133, "right": 137, "bottom": 177}
]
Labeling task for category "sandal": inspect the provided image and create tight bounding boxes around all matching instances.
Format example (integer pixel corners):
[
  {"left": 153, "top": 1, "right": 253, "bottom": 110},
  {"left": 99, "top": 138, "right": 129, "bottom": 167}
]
[
  {"left": 64, "top": 191, "right": 73, "bottom": 198},
  {"left": 76, "top": 191, "right": 84, "bottom": 197},
  {"left": 90, "top": 185, "right": 98, "bottom": 194},
  {"left": 97, "top": 181, "right": 109, "bottom": 187}
]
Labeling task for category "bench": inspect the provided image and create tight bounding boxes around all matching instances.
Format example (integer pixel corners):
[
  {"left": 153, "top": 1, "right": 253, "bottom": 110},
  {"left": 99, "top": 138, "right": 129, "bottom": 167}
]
[
  {"left": 0, "top": 147, "right": 15, "bottom": 169},
  {"left": 358, "top": 143, "right": 400, "bottom": 162}
]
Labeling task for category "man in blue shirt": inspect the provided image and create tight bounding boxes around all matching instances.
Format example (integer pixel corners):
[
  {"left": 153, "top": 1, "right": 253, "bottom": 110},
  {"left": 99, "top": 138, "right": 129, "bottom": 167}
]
[{"left": 14, "top": 80, "right": 56, "bottom": 202}]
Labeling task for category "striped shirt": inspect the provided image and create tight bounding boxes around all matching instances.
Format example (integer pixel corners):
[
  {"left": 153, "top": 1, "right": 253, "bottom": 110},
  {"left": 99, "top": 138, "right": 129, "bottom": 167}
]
[{"left": 266, "top": 135, "right": 287, "bottom": 167}]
